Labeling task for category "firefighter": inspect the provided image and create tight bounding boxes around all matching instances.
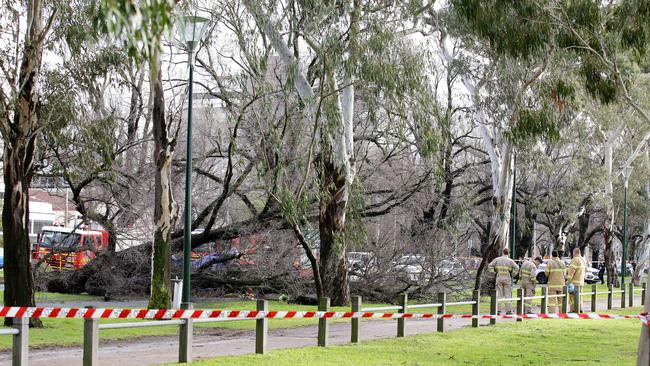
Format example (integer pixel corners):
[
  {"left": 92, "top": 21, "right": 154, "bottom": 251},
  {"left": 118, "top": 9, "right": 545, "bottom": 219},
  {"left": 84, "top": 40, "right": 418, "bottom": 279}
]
[
  {"left": 519, "top": 256, "right": 542, "bottom": 313},
  {"left": 488, "top": 248, "right": 519, "bottom": 314},
  {"left": 545, "top": 250, "right": 566, "bottom": 314},
  {"left": 567, "top": 247, "right": 587, "bottom": 312}
]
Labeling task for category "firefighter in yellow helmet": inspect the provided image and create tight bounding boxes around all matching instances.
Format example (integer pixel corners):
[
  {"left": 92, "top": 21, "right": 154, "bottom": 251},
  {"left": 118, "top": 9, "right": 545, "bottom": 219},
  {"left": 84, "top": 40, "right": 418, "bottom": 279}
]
[
  {"left": 519, "top": 256, "right": 543, "bottom": 313},
  {"left": 567, "top": 247, "right": 587, "bottom": 312},
  {"left": 545, "top": 250, "right": 566, "bottom": 313},
  {"left": 488, "top": 248, "right": 519, "bottom": 314}
]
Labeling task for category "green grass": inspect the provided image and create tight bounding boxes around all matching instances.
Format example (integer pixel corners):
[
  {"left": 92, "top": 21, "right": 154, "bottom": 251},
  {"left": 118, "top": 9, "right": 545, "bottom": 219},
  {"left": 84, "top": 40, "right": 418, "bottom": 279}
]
[{"left": 184, "top": 318, "right": 642, "bottom": 365}]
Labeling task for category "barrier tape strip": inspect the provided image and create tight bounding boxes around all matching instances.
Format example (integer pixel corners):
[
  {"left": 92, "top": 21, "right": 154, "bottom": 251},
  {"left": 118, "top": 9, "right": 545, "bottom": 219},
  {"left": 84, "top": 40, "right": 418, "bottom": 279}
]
[{"left": 0, "top": 306, "right": 647, "bottom": 324}]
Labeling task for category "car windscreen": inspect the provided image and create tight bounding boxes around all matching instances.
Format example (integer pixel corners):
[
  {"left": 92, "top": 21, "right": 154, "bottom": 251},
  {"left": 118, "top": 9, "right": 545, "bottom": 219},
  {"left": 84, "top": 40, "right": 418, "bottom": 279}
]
[{"left": 40, "top": 231, "right": 81, "bottom": 251}]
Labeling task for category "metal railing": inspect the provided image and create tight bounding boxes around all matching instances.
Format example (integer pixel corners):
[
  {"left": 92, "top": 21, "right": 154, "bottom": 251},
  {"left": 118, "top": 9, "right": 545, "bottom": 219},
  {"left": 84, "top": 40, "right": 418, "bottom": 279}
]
[{"left": 0, "top": 282, "right": 646, "bottom": 366}]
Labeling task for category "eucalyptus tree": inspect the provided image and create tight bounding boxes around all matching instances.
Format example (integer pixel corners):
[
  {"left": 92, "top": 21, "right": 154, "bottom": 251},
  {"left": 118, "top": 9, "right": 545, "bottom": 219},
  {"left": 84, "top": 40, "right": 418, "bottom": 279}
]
[
  {"left": 99, "top": 0, "right": 179, "bottom": 308},
  {"left": 240, "top": 0, "right": 439, "bottom": 305},
  {"left": 0, "top": 0, "right": 59, "bottom": 326}
]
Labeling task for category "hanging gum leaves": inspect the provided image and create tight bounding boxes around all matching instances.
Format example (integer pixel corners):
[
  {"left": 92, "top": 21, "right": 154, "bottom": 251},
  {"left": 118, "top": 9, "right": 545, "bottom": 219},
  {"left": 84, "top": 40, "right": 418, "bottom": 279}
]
[
  {"left": 506, "top": 103, "right": 560, "bottom": 143},
  {"left": 451, "top": 0, "right": 552, "bottom": 60}
]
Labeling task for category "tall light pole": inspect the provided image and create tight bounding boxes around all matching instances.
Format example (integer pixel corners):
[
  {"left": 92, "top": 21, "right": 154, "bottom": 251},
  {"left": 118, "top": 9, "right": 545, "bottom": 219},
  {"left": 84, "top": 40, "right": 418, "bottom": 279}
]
[
  {"left": 176, "top": 14, "right": 210, "bottom": 307},
  {"left": 621, "top": 165, "right": 633, "bottom": 289},
  {"left": 510, "top": 152, "right": 516, "bottom": 259}
]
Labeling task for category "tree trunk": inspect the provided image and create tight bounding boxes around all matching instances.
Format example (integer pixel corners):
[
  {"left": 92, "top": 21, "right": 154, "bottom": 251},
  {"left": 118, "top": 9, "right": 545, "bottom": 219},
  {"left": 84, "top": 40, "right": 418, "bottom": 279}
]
[
  {"left": 318, "top": 156, "right": 350, "bottom": 306},
  {"left": 148, "top": 49, "right": 174, "bottom": 309},
  {"left": 603, "top": 226, "right": 618, "bottom": 287},
  {"left": 2, "top": 0, "right": 46, "bottom": 327},
  {"left": 474, "top": 194, "right": 511, "bottom": 291}
]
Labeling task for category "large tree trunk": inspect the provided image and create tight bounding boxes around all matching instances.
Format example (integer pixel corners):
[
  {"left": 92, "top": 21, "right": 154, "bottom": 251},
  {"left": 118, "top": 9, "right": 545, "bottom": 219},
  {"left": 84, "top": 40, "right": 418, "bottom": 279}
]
[
  {"left": 2, "top": 0, "right": 46, "bottom": 327},
  {"left": 148, "top": 49, "right": 174, "bottom": 309},
  {"left": 318, "top": 156, "right": 350, "bottom": 306},
  {"left": 603, "top": 127, "right": 620, "bottom": 287},
  {"left": 474, "top": 193, "right": 511, "bottom": 291}
]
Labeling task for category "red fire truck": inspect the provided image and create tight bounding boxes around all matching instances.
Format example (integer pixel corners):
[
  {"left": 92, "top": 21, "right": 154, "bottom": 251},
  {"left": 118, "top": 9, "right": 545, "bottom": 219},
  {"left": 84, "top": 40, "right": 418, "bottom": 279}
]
[{"left": 32, "top": 226, "right": 109, "bottom": 270}]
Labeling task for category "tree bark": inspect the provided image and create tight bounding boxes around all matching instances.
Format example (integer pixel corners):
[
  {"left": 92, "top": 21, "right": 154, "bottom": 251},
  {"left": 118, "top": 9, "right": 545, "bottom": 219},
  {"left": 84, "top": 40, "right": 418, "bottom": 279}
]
[
  {"left": 148, "top": 48, "right": 174, "bottom": 309},
  {"left": 2, "top": 0, "right": 46, "bottom": 327}
]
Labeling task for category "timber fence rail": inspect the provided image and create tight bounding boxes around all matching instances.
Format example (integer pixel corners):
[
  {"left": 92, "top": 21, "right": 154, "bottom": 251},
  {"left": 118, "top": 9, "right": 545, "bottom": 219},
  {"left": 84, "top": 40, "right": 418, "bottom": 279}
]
[{"left": 0, "top": 283, "right": 646, "bottom": 366}]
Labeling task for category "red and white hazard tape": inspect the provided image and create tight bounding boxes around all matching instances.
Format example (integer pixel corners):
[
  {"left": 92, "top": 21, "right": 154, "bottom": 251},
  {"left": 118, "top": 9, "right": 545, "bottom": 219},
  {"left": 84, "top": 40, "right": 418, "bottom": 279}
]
[{"left": 0, "top": 306, "right": 647, "bottom": 324}]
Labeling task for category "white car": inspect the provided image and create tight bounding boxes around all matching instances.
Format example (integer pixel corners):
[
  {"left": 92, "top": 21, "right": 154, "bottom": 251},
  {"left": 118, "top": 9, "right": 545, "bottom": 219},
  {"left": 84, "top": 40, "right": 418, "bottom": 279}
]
[
  {"left": 392, "top": 255, "right": 426, "bottom": 282},
  {"left": 534, "top": 261, "right": 599, "bottom": 284}
]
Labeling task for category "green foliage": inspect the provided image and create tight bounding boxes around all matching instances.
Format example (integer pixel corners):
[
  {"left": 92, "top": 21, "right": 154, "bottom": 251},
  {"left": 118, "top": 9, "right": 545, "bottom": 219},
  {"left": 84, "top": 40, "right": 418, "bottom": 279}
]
[
  {"left": 95, "top": 0, "right": 178, "bottom": 62},
  {"left": 451, "top": 0, "right": 552, "bottom": 60},
  {"left": 580, "top": 56, "right": 619, "bottom": 104},
  {"left": 506, "top": 104, "right": 560, "bottom": 143}
]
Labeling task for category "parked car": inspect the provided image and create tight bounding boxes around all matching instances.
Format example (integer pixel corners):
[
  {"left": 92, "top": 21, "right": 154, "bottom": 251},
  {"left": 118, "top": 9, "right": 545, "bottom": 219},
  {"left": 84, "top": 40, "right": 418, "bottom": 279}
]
[
  {"left": 534, "top": 260, "right": 599, "bottom": 284},
  {"left": 347, "top": 252, "right": 378, "bottom": 281},
  {"left": 0, "top": 247, "right": 4, "bottom": 269},
  {"left": 392, "top": 254, "right": 426, "bottom": 282}
]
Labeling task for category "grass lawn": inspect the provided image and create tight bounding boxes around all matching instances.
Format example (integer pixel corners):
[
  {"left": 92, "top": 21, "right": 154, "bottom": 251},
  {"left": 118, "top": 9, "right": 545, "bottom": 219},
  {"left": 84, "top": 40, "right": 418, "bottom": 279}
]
[{"left": 184, "top": 318, "right": 643, "bottom": 366}]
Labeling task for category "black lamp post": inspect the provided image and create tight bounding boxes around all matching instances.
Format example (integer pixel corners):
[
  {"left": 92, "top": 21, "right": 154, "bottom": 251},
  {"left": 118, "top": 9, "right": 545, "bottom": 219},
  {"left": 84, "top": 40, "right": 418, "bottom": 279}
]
[{"left": 176, "top": 14, "right": 210, "bottom": 307}]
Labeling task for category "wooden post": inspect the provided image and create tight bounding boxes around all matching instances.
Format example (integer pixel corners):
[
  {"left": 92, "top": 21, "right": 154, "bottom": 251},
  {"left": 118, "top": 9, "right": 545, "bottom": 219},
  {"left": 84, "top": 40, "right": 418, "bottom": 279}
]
[
  {"left": 179, "top": 303, "right": 193, "bottom": 363},
  {"left": 256, "top": 300, "right": 268, "bottom": 354},
  {"left": 642, "top": 283, "right": 646, "bottom": 306},
  {"left": 472, "top": 290, "right": 480, "bottom": 328},
  {"left": 591, "top": 284, "right": 597, "bottom": 312},
  {"left": 83, "top": 306, "right": 99, "bottom": 366},
  {"left": 12, "top": 317, "right": 28, "bottom": 366},
  {"left": 621, "top": 286, "right": 627, "bottom": 309},
  {"left": 516, "top": 288, "right": 523, "bottom": 322},
  {"left": 561, "top": 286, "right": 569, "bottom": 313},
  {"left": 397, "top": 293, "right": 407, "bottom": 338},
  {"left": 540, "top": 286, "right": 548, "bottom": 315},
  {"left": 573, "top": 286, "right": 581, "bottom": 313},
  {"left": 318, "top": 297, "right": 330, "bottom": 347},
  {"left": 437, "top": 292, "right": 446, "bottom": 332},
  {"left": 604, "top": 284, "right": 613, "bottom": 310},
  {"left": 629, "top": 282, "right": 635, "bottom": 308},
  {"left": 490, "top": 289, "right": 497, "bottom": 325},
  {"left": 351, "top": 296, "right": 361, "bottom": 343}
]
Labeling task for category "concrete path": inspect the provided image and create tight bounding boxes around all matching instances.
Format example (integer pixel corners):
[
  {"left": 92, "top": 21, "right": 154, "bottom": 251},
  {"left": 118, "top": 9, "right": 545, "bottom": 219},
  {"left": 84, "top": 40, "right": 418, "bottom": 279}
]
[{"left": 0, "top": 317, "right": 497, "bottom": 366}]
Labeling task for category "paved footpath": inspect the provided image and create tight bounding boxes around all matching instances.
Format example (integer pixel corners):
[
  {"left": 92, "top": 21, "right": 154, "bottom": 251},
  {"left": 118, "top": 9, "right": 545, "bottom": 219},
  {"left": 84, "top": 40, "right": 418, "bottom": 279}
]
[
  {"left": 0, "top": 317, "right": 498, "bottom": 366},
  {"left": 0, "top": 295, "right": 643, "bottom": 366}
]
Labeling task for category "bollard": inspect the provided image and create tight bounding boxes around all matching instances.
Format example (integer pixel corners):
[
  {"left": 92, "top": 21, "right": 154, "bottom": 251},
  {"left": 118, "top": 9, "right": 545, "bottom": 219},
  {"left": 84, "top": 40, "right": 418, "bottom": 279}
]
[
  {"left": 397, "top": 293, "right": 407, "bottom": 338},
  {"left": 256, "top": 300, "right": 268, "bottom": 354},
  {"left": 351, "top": 296, "right": 361, "bottom": 343},
  {"left": 179, "top": 303, "right": 193, "bottom": 363},
  {"left": 516, "top": 288, "right": 523, "bottom": 322},
  {"left": 490, "top": 289, "right": 497, "bottom": 325},
  {"left": 437, "top": 292, "right": 446, "bottom": 333},
  {"left": 12, "top": 317, "right": 28, "bottom": 366},
  {"left": 83, "top": 306, "right": 99, "bottom": 366},
  {"left": 561, "top": 286, "right": 569, "bottom": 313},
  {"left": 318, "top": 297, "right": 330, "bottom": 347},
  {"left": 172, "top": 278, "right": 182, "bottom": 309},
  {"left": 472, "top": 290, "right": 480, "bottom": 328},
  {"left": 629, "top": 282, "right": 635, "bottom": 308},
  {"left": 541, "top": 287, "right": 548, "bottom": 315},
  {"left": 641, "top": 282, "right": 646, "bottom": 306},
  {"left": 621, "top": 286, "right": 626, "bottom": 309},
  {"left": 607, "top": 284, "right": 613, "bottom": 310},
  {"left": 591, "top": 284, "right": 597, "bottom": 312}
]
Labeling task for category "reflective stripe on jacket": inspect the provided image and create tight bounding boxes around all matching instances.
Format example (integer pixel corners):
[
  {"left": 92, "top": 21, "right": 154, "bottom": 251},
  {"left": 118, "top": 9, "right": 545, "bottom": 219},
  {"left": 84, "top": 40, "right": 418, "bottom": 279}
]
[
  {"left": 568, "top": 256, "right": 586, "bottom": 286},
  {"left": 519, "top": 260, "right": 537, "bottom": 285},
  {"left": 546, "top": 258, "right": 566, "bottom": 289},
  {"left": 488, "top": 255, "right": 519, "bottom": 279}
]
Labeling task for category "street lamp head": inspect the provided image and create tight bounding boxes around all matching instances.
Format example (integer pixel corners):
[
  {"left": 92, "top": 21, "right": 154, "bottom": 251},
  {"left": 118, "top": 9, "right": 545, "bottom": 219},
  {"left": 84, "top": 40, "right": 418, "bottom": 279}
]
[
  {"left": 176, "top": 14, "right": 210, "bottom": 53},
  {"left": 622, "top": 165, "right": 633, "bottom": 187}
]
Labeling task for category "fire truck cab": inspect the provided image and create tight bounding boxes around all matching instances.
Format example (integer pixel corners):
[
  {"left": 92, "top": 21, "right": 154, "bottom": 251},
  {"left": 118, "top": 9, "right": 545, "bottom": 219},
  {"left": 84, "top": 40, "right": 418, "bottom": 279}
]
[{"left": 32, "top": 226, "right": 108, "bottom": 270}]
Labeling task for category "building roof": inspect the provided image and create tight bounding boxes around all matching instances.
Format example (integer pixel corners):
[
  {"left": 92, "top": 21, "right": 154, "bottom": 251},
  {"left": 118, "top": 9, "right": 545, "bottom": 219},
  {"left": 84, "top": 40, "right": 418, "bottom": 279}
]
[{"left": 29, "top": 189, "right": 75, "bottom": 212}]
